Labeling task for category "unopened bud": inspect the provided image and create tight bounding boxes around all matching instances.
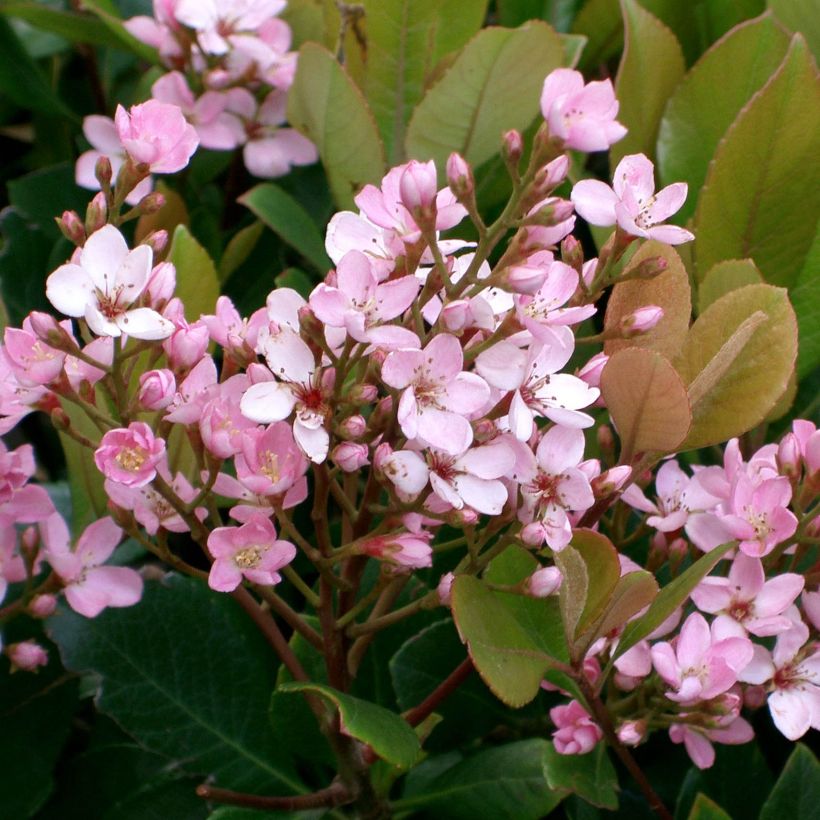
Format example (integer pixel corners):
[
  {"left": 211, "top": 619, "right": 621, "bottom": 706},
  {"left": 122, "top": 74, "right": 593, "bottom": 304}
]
[
  {"left": 619, "top": 305, "right": 663, "bottom": 337},
  {"left": 499, "top": 264, "right": 547, "bottom": 295},
  {"left": 145, "top": 262, "right": 176, "bottom": 306},
  {"left": 297, "top": 305, "right": 323, "bottom": 340},
  {"left": 28, "top": 312, "right": 77, "bottom": 352},
  {"left": 399, "top": 159, "right": 437, "bottom": 216},
  {"left": 437, "top": 572, "right": 455, "bottom": 606},
  {"left": 597, "top": 424, "right": 615, "bottom": 457},
  {"left": 526, "top": 566, "right": 562, "bottom": 597},
  {"left": 85, "top": 192, "right": 108, "bottom": 234},
  {"left": 502, "top": 129, "right": 523, "bottom": 170},
  {"left": 6, "top": 641, "right": 48, "bottom": 672},
  {"left": 449, "top": 508, "right": 478, "bottom": 527},
  {"left": 617, "top": 720, "right": 646, "bottom": 746},
  {"left": 627, "top": 255, "right": 668, "bottom": 280},
  {"left": 339, "top": 415, "right": 367, "bottom": 439},
  {"left": 524, "top": 197, "right": 575, "bottom": 227},
  {"left": 56, "top": 210, "right": 86, "bottom": 246},
  {"left": 777, "top": 433, "right": 801, "bottom": 478},
  {"left": 592, "top": 465, "right": 632, "bottom": 498},
  {"left": 138, "top": 368, "right": 176, "bottom": 410},
  {"left": 577, "top": 352, "right": 608, "bottom": 390},
  {"left": 348, "top": 383, "right": 378, "bottom": 404},
  {"left": 331, "top": 441, "right": 370, "bottom": 473},
  {"left": 135, "top": 191, "right": 166, "bottom": 215},
  {"left": 520, "top": 521, "right": 547, "bottom": 547},
  {"left": 95, "top": 154, "right": 113, "bottom": 188},
  {"left": 533, "top": 155, "right": 569, "bottom": 194},
  {"left": 28, "top": 594, "right": 58, "bottom": 619},
  {"left": 141, "top": 229, "right": 169, "bottom": 256},
  {"left": 446, "top": 152, "right": 474, "bottom": 200}
]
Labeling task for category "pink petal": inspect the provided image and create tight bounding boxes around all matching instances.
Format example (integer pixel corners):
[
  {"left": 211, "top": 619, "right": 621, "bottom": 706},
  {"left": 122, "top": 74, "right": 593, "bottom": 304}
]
[
  {"left": 209, "top": 558, "right": 243, "bottom": 592},
  {"left": 612, "top": 154, "right": 655, "bottom": 201},
  {"left": 535, "top": 425, "right": 585, "bottom": 474},
  {"left": 81, "top": 225, "right": 130, "bottom": 291},
  {"left": 76, "top": 517, "right": 123, "bottom": 567},
  {"left": 240, "top": 381, "right": 296, "bottom": 423},
  {"left": 570, "top": 180, "right": 619, "bottom": 226},
  {"left": 453, "top": 474, "right": 508, "bottom": 515},
  {"left": 86, "top": 565, "right": 143, "bottom": 607},
  {"left": 645, "top": 224, "right": 695, "bottom": 245},
  {"left": 756, "top": 574, "right": 804, "bottom": 618},
  {"left": 677, "top": 613, "right": 710, "bottom": 667},
  {"left": 382, "top": 348, "right": 424, "bottom": 390},
  {"left": 117, "top": 307, "right": 174, "bottom": 340},
  {"left": 439, "top": 372, "right": 490, "bottom": 414},
  {"left": 769, "top": 688, "right": 813, "bottom": 740},
  {"left": 647, "top": 182, "right": 688, "bottom": 223},
  {"left": 416, "top": 408, "right": 473, "bottom": 454}
]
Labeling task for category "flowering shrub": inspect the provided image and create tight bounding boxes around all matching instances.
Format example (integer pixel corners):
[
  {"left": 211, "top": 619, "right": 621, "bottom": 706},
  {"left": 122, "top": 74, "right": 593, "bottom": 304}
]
[{"left": 0, "top": 2, "right": 818, "bottom": 819}]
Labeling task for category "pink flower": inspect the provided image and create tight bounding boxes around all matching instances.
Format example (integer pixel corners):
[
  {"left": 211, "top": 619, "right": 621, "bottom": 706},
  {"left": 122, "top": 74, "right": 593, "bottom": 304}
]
[
  {"left": 174, "top": 0, "right": 286, "bottom": 55},
  {"left": 115, "top": 99, "right": 199, "bottom": 173},
  {"left": 360, "top": 531, "right": 433, "bottom": 569},
  {"left": 621, "top": 460, "right": 693, "bottom": 532},
  {"left": 162, "top": 299, "right": 211, "bottom": 369},
  {"left": 550, "top": 700, "right": 603, "bottom": 754},
  {"left": 207, "top": 515, "right": 296, "bottom": 592},
  {"left": 201, "top": 295, "right": 267, "bottom": 358},
  {"left": 374, "top": 445, "right": 430, "bottom": 502},
  {"left": 571, "top": 154, "right": 694, "bottom": 245},
  {"left": 620, "top": 305, "right": 664, "bottom": 336},
  {"left": 235, "top": 422, "right": 309, "bottom": 496},
  {"left": 381, "top": 335, "right": 490, "bottom": 455},
  {"left": 3, "top": 325, "right": 65, "bottom": 386},
  {"left": 669, "top": 716, "right": 754, "bottom": 770},
  {"left": 519, "top": 425, "right": 594, "bottom": 551},
  {"left": 43, "top": 515, "right": 143, "bottom": 617},
  {"left": 199, "top": 375, "right": 257, "bottom": 459},
  {"left": 650, "top": 612, "right": 753, "bottom": 704},
  {"left": 94, "top": 422, "right": 166, "bottom": 488},
  {"left": 138, "top": 369, "right": 176, "bottom": 410},
  {"left": 540, "top": 68, "right": 626, "bottom": 152},
  {"left": 46, "top": 225, "right": 174, "bottom": 340},
  {"left": 6, "top": 640, "right": 48, "bottom": 672},
  {"left": 398, "top": 159, "right": 438, "bottom": 214},
  {"left": 691, "top": 552, "right": 803, "bottom": 637}
]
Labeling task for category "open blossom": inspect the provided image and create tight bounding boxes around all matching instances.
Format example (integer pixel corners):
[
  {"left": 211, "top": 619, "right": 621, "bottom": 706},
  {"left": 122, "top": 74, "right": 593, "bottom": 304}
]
[
  {"left": 94, "top": 422, "right": 166, "bottom": 488},
  {"left": 235, "top": 422, "right": 309, "bottom": 497},
  {"left": 621, "top": 460, "right": 693, "bottom": 532},
  {"left": 669, "top": 716, "right": 754, "bottom": 770},
  {"left": 540, "top": 68, "right": 626, "bottom": 152},
  {"left": 115, "top": 100, "right": 199, "bottom": 173},
  {"left": 46, "top": 225, "right": 174, "bottom": 340},
  {"left": 207, "top": 515, "right": 296, "bottom": 592},
  {"left": 381, "top": 335, "right": 490, "bottom": 455},
  {"left": 571, "top": 154, "right": 694, "bottom": 245},
  {"left": 174, "top": 0, "right": 286, "bottom": 55},
  {"left": 43, "top": 515, "right": 143, "bottom": 618}
]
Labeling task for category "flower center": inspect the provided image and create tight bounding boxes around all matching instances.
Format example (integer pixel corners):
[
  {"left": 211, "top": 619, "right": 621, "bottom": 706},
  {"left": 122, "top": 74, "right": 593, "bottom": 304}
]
[
  {"left": 234, "top": 546, "right": 263, "bottom": 569},
  {"left": 260, "top": 451, "right": 280, "bottom": 482},
  {"left": 116, "top": 446, "right": 147, "bottom": 471}
]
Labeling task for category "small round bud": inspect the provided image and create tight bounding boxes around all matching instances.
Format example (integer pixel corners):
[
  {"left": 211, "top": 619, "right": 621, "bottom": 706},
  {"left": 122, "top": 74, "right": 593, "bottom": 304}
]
[
  {"left": 627, "top": 255, "right": 668, "bottom": 280},
  {"left": 348, "top": 383, "right": 378, "bottom": 404},
  {"left": 331, "top": 442, "right": 370, "bottom": 473},
  {"left": 56, "top": 210, "right": 86, "bottom": 246},
  {"left": 617, "top": 720, "right": 646, "bottom": 746},
  {"left": 85, "top": 192, "right": 108, "bottom": 234},
  {"left": 591, "top": 465, "right": 632, "bottom": 498},
  {"left": 399, "top": 159, "right": 437, "bottom": 214},
  {"left": 777, "top": 433, "right": 801, "bottom": 478},
  {"left": 138, "top": 369, "right": 176, "bottom": 410},
  {"left": 619, "top": 305, "right": 664, "bottom": 337},
  {"left": 446, "top": 152, "right": 474, "bottom": 199},
  {"left": 135, "top": 191, "right": 166, "bottom": 215},
  {"left": 95, "top": 155, "right": 113, "bottom": 188},
  {"left": 526, "top": 566, "right": 562, "bottom": 597},
  {"left": 6, "top": 640, "right": 48, "bottom": 672},
  {"left": 561, "top": 235, "right": 583, "bottom": 272},
  {"left": 141, "top": 229, "right": 169, "bottom": 256},
  {"left": 339, "top": 415, "right": 367, "bottom": 439},
  {"left": 502, "top": 129, "right": 523, "bottom": 168},
  {"left": 28, "top": 594, "right": 58, "bottom": 619}
]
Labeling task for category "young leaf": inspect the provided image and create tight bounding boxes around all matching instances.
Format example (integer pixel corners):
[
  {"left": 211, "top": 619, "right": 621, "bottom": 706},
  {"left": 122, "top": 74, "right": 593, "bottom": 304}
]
[
  {"left": 614, "top": 541, "right": 735, "bottom": 660},
  {"left": 542, "top": 742, "right": 619, "bottom": 810},
  {"left": 238, "top": 183, "right": 331, "bottom": 274},
  {"left": 675, "top": 284, "right": 797, "bottom": 450},
  {"left": 604, "top": 241, "right": 692, "bottom": 360},
  {"left": 277, "top": 681, "right": 420, "bottom": 768},
  {"left": 612, "top": 0, "right": 685, "bottom": 165},
  {"left": 768, "top": 0, "right": 820, "bottom": 59},
  {"left": 656, "top": 14, "right": 790, "bottom": 223},
  {"left": 77, "top": 0, "right": 160, "bottom": 63},
  {"left": 687, "top": 793, "right": 732, "bottom": 820},
  {"left": 759, "top": 744, "right": 820, "bottom": 820},
  {"left": 287, "top": 42, "right": 385, "bottom": 209},
  {"left": 168, "top": 224, "right": 220, "bottom": 320},
  {"left": 219, "top": 221, "right": 265, "bottom": 283},
  {"left": 693, "top": 36, "right": 820, "bottom": 288},
  {"left": 405, "top": 22, "right": 565, "bottom": 173},
  {"left": 582, "top": 571, "right": 658, "bottom": 652},
  {"left": 791, "top": 227, "right": 820, "bottom": 379},
  {"left": 600, "top": 347, "right": 692, "bottom": 461},
  {"left": 696, "top": 259, "right": 763, "bottom": 315}
]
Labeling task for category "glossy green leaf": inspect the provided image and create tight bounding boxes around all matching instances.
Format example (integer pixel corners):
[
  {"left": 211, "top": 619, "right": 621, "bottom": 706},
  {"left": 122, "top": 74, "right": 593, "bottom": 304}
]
[
  {"left": 792, "top": 227, "right": 820, "bottom": 379},
  {"left": 759, "top": 744, "right": 820, "bottom": 820},
  {"left": 0, "top": 3, "right": 113, "bottom": 46},
  {"left": 277, "top": 681, "right": 420, "bottom": 768},
  {"left": 405, "top": 22, "right": 565, "bottom": 172},
  {"left": 604, "top": 241, "right": 692, "bottom": 360},
  {"left": 697, "top": 259, "right": 763, "bottom": 315},
  {"left": 657, "top": 14, "right": 790, "bottom": 222},
  {"left": 77, "top": 0, "right": 159, "bottom": 62},
  {"left": 687, "top": 793, "right": 732, "bottom": 820},
  {"left": 451, "top": 574, "right": 565, "bottom": 707},
  {"left": 238, "top": 183, "right": 331, "bottom": 274},
  {"left": 614, "top": 541, "right": 735, "bottom": 660},
  {"left": 560, "top": 32, "right": 587, "bottom": 65},
  {"left": 49, "top": 575, "right": 305, "bottom": 794},
  {"left": 542, "top": 743, "right": 619, "bottom": 810},
  {"left": 134, "top": 182, "right": 189, "bottom": 245},
  {"left": 693, "top": 36, "right": 820, "bottom": 288},
  {"left": 363, "top": 0, "right": 489, "bottom": 163},
  {"left": 219, "top": 222, "right": 265, "bottom": 283},
  {"left": 168, "top": 224, "right": 220, "bottom": 321},
  {"left": 287, "top": 42, "right": 385, "bottom": 208},
  {"left": 396, "top": 739, "right": 563, "bottom": 819},
  {"left": 497, "top": 0, "right": 585, "bottom": 31},
  {"left": 769, "top": 0, "right": 820, "bottom": 59},
  {"left": 281, "top": 0, "right": 324, "bottom": 48},
  {"left": 612, "top": 0, "right": 685, "bottom": 165},
  {"left": 600, "top": 347, "right": 692, "bottom": 461},
  {"left": 675, "top": 284, "right": 797, "bottom": 449}
]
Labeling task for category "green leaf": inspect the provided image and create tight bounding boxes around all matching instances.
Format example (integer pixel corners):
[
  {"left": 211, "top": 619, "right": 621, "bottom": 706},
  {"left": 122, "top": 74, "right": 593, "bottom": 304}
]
[
  {"left": 604, "top": 241, "right": 692, "bottom": 360},
  {"left": 697, "top": 259, "right": 763, "bottom": 315},
  {"left": 363, "top": 0, "right": 489, "bottom": 163},
  {"left": 238, "top": 183, "right": 331, "bottom": 274},
  {"left": 674, "top": 283, "right": 797, "bottom": 449},
  {"left": 600, "top": 347, "right": 692, "bottom": 461},
  {"left": 277, "top": 681, "right": 420, "bottom": 768},
  {"left": 281, "top": 0, "right": 324, "bottom": 48},
  {"left": 287, "top": 42, "right": 385, "bottom": 208},
  {"left": 274, "top": 267, "right": 315, "bottom": 300},
  {"left": 657, "top": 14, "right": 790, "bottom": 223},
  {"left": 769, "top": 0, "right": 820, "bottom": 60},
  {"left": 560, "top": 32, "right": 587, "bottom": 65},
  {"left": 792, "top": 227, "right": 820, "bottom": 379},
  {"left": 168, "top": 224, "right": 220, "bottom": 321},
  {"left": 497, "top": 0, "right": 586, "bottom": 31},
  {"left": 0, "top": 3, "right": 113, "bottom": 46},
  {"left": 612, "top": 0, "right": 685, "bottom": 166},
  {"left": 49, "top": 575, "right": 305, "bottom": 794},
  {"left": 396, "top": 739, "right": 563, "bottom": 819},
  {"left": 0, "top": 653, "right": 79, "bottom": 818},
  {"left": 759, "top": 744, "right": 820, "bottom": 820},
  {"left": 687, "top": 793, "right": 732, "bottom": 820},
  {"left": 77, "top": 0, "right": 160, "bottom": 63},
  {"left": 405, "top": 21, "right": 565, "bottom": 173},
  {"left": 614, "top": 541, "right": 735, "bottom": 660},
  {"left": 693, "top": 36, "right": 820, "bottom": 288},
  {"left": 587, "top": 571, "right": 659, "bottom": 650},
  {"left": 542, "top": 743, "right": 619, "bottom": 810},
  {"left": 219, "top": 221, "right": 265, "bottom": 284},
  {"left": 450, "top": 575, "right": 565, "bottom": 707}
]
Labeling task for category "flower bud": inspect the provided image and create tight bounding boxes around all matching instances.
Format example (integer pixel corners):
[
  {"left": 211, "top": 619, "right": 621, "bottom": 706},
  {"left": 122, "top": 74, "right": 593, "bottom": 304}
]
[
  {"left": 577, "top": 352, "right": 608, "bottom": 390},
  {"left": 446, "top": 152, "right": 474, "bottom": 199},
  {"left": 28, "top": 594, "right": 58, "bottom": 619},
  {"left": 146, "top": 261, "right": 176, "bottom": 306},
  {"left": 85, "top": 192, "right": 108, "bottom": 234},
  {"left": 28, "top": 312, "right": 77, "bottom": 352},
  {"left": 498, "top": 264, "right": 548, "bottom": 295},
  {"left": 339, "top": 415, "right": 367, "bottom": 439},
  {"left": 502, "top": 129, "right": 523, "bottom": 169},
  {"left": 56, "top": 210, "right": 86, "bottom": 246},
  {"left": 6, "top": 640, "right": 48, "bottom": 672},
  {"left": 437, "top": 572, "right": 455, "bottom": 606},
  {"left": 591, "top": 465, "right": 632, "bottom": 498},
  {"left": 617, "top": 720, "right": 646, "bottom": 746},
  {"left": 138, "top": 368, "right": 176, "bottom": 410},
  {"left": 164, "top": 320, "right": 209, "bottom": 370},
  {"left": 95, "top": 154, "right": 113, "bottom": 189},
  {"left": 347, "top": 383, "right": 378, "bottom": 404},
  {"left": 399, "top": 159, "right": 438, "bottom": 215},
  {"left": 777, "top": 433, "right": 802, "bottom": 478},
  {"left": 582, "top": 258, "right": 598, "bottom": 288},
  {"left": 526, "top": 566, "right": 562, "bottom": 597},
  {"left": 596, "top": 424, "right": 615, "bottom": 458},
  {"left": 561, "top": 234, "right": 583, "bottom": 273},
  {"left": 626, "top": 255, "right": 668, "bottom": 280},
  {"left": 520, "top": 521, "right": 547, "bottom": 547},
  {"left": 331, "top": 442, "right": 370, "bottom": 473},
  {"left": 135, "top": 191, "right": 166, "bottom": 215},
  {"left": 619, "top": 305, "right": 663, "bottom": 337},
  {"left": 524, "top": 197, "right": 575, "bottom": 227}
]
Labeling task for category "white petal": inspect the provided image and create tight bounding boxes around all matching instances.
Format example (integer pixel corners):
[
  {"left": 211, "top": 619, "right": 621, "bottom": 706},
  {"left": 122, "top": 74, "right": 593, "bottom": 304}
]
[
  {"left": 46, "top": 264, "right": 93, "bottom": 317},
  {"left": 80, "top": 225, "right": 130, "bottom": 294},
  {"left": 240, "top": 381, "right": 297, "bottom": 423},
  {"left": 116, "top": 307, "right": 174, "bottom": 340}
]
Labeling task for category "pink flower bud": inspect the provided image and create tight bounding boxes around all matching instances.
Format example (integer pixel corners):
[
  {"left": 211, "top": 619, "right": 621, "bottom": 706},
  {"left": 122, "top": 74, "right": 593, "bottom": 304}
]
[
  {"left": 28, "top": 594, "right": 58, "bottom": 618},
  {"left": 501, "top": 264, "right": 548, "bottom": 295},
  {"left": 525, "top": 197, "right": 575, "bottom": 227},
  {"left": 627, "top": 255, "right": 668, "bottom": 280},
  {"left": 349, "top": 383, "right": 378, "bottom": 404},
  {"left": 777, "top": 433, "right": 801, "bottom": 477},
  {"left": 561, "top": 234, "right": 583, "bottom": 272},
  {"left": 95, "top": 154, "right": 113, "bottom": 188},
  {"left": 399, "top": 159, "right": 438, "bottom": 214},
  {"left": 85, "top": 192, "right": 108, "bottom": 234},
  {"left": 163, "top": 320, "right": 209, "bottom": 370},
  {"left": 146, "top": 262, "right": 176, "bottom": 305},
  {"left": 577, "top": 352, "right": 608, "bottom": 389},
  {"left": 521, "top": 521, "right": 548, "bottom": 547},
  {"left": 361, "top": 532, "right": 433, "bottom": 569},
  {"left": 617, "top": 720, "right": 646, "bottom": 746},
  {"left": 6, "top": 640, "right": 48, "bottom": 672},
  {"left": 449, "top": 508, "right": 479, "bottom": 527},
  {"left": 331, "top": 442, "right": 370, "bottom": 473},
  {"left": 28, "top": 312, "right": 77, "bottom": 352},
  {"left": 550, "top": 700, "right": 603, "bottom": 755},
  {"left": 138, "top": 368, "right": 176, "bottom": 410},
  {"left": 338, "top": 415, "right": 367, "bottom": 439},
  {"left": 620, "top": 305, "right": 663, "bottom": 337},
  {"left": 526, "top": 566, "right": 562, "bottom": 597},
  {"left": 57, "top": 210, "right": 86, "bottom": 245},
  {"left": 446, "top": 152, "right": 474, "bottom": 199},
  {"left": 134, "top": 191, "right": 166, "bottom": 215},
  {"left": 591, "top": 465, "right": 632, "bottom": 498},
  {"left": 437, "top": 572, "right": 454, "bottom": 606},
  {"left": 94, "top": 422, "right": 166, "bottom": 487},
  {"left": 502, "top": 129, "right": 523, "bottom": 166}
]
